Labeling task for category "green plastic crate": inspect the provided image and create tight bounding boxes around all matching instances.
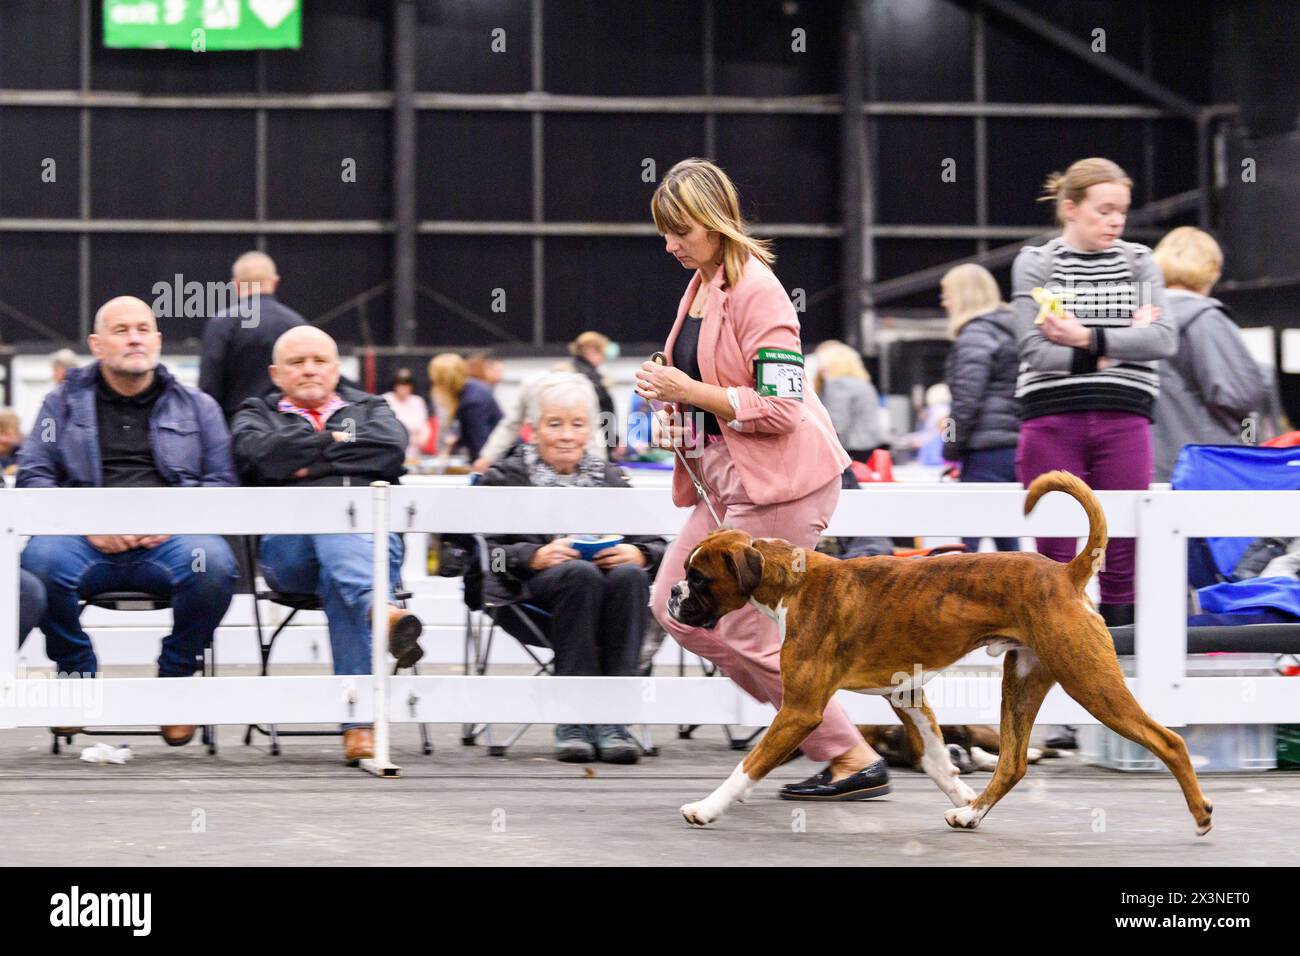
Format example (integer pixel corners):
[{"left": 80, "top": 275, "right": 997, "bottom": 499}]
[{"left": 1279, "top": 725, "right": 1300, "bottom": 768}]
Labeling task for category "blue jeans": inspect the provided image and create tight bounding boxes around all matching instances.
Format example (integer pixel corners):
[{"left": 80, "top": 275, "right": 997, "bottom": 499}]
[
  {"left": 259, "top": 533, "right": 405, "bottom": 730},
  {"left": 19, "top": 570, "right": 47, "bottom": 644},
  {"left": 960, "top": 446, "right": 1021, "bottom": 553},
  {"left": 20, "top": 535, "right": 237, "bottom": 677}
]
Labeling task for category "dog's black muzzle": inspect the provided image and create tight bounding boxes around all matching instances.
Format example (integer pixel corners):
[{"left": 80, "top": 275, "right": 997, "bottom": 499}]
[{"left": 667, "top": 581, "right": 718, "bottom": 630}]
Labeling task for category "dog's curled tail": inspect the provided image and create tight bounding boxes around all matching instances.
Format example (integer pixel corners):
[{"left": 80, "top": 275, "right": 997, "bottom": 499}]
[{"left": 1023, "top": 470, "right": 1109, "bottom": 592}]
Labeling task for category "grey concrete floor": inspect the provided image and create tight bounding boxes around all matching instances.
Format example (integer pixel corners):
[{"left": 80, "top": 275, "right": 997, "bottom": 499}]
[{"left": 2, "top": 720, "right": 1298, "bottom": 866}]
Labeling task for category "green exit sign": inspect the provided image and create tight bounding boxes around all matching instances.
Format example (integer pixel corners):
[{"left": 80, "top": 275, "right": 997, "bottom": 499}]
[{"left": 104, "top": 0, "right": 301, "bottom": 51}]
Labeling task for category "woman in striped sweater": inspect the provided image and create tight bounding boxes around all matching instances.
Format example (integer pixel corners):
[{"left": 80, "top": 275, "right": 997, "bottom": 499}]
[{"left": 1013, "top": 157, "right": 1176, "bottom": 627}]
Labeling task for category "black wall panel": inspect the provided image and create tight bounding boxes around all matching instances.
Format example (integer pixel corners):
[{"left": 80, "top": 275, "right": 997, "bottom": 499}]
[
  {"left": 418, "top": 113, "right": 533, "bottom": 221},
  {"left": 714, "top": 115, "right": 838, "bottom": 224},
  {"left": 90, "top": 110, "right": 256, "bottom": 220},
  {"left": 545, "top": 114, "right": 704, "bottom": 222},
  {"left": 0, "top": 233, "right": 80, "bottom": 343},
  {"left": 267, "top": 111, "right": 391, "bottom": 219},
  {"left": 0, "top": 109, "right": 80, "bottom": 219},
  {"left": 417, "top": 235, "right": 533, "bottom": 347}
]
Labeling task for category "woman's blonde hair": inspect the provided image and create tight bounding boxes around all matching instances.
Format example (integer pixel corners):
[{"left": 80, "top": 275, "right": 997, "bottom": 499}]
[
  {"left": 812, "top": 340, "right": 870, "bottom": 393},
  {"left": 1153, "top": 226, "right": 1223, "bottom": 292},
  {"left": 651, "top": 158, "right": 774, "bottom": 290},
  {"left": 428, "top": 352, "right": 467, "bottom": 417},
  {"left": 940, "top": 263, "right": 1006, "bottom": 338},
  {"left": 1038, "top": 157, "right": 1133, "bottom": 226},
  {"left": 568, "top": 331, "right": 609, "bottom": 358}
]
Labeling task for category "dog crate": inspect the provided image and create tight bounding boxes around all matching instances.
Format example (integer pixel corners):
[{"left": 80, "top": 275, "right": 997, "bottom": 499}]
[
  {"left": 1079, "top": 723, "right": 1276, "bottom": 772},
  {"left": 1079, "top": 653, "right": 1279, "bottom": 772}
]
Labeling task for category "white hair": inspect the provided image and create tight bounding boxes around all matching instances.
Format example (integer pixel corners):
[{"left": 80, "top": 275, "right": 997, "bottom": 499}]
[{"left": 531, "top": 375, "right": 594, "bottom": 423}]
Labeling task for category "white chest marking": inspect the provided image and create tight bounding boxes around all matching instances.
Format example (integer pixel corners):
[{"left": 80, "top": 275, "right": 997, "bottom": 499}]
[{"left": 748, "top": 598, "right": 787, "bottom": 642}]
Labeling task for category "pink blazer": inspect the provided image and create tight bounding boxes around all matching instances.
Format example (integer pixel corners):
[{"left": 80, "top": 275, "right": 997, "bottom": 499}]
[{"left": 662, "top": 256, "right": 851, "bottom": 507}]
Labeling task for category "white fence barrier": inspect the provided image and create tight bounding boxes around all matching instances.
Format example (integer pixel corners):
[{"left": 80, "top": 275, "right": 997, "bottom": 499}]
[{"left": 2, "top": 483, "right": 1299, "bottom": 735}]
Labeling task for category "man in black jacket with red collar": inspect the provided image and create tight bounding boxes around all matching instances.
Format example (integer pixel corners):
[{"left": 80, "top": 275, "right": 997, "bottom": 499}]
[{"left": 231, "top": 325, "right": 420, "bottom": 764}]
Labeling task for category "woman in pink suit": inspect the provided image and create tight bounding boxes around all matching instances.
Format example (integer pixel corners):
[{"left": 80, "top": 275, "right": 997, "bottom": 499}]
[{"left": 637, "top": 159, "right": 887, "bottom": 800}]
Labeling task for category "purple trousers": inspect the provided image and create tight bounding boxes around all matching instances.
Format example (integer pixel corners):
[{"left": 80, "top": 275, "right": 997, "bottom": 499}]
[{"left": 1015, "top": 410, "right": 1153, "bottom": 604}]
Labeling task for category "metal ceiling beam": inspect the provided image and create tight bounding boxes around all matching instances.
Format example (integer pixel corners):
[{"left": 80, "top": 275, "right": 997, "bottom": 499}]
[
  {"left": 5, "top": 219, "right": 1166, "bottom": 240},
  {"left": 0, "top": 88, "right": 1169, "bottom": 119},
  {"left": 981, "top": 0, "right": 1201, "bottom": 119},
  {"left": 867, "top": 189, "right": 1202, "bottom": 304}
]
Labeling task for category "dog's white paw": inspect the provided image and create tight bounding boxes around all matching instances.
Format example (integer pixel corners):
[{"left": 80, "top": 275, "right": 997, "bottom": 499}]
[
  {"left": 969, "top": 746, "right": 999, "bottom": 772},
  {"left": 953, "top": 779, "right": 978, "bottom": 806},
  {"left": 681, "top": 801, "right": 719, "bottom": 827},
  {"left": 944, "top": 804, "right": 983, "bottom": 830},
  {"left": 1027, "top": 747, "right": 1043, "bottom": 764}
]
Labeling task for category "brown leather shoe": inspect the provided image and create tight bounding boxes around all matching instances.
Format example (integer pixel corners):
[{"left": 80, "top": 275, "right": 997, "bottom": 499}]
[
  {"left": 386, "top": 607, "right": 424, "bottom": 668},
  {"left": 343, "top": 727, "right": 375, "bottom": 763},
  {"left": 161, "top": 725, "right": 196, "bottom": 747}
]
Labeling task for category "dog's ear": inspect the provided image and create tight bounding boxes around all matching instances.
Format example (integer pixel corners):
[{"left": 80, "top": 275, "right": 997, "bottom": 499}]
[{"left": 723, "top": 546, "right": 764, "bottom": 595}]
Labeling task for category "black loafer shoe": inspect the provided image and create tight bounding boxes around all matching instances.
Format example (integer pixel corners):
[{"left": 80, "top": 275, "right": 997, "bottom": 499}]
[
  {"left": 778, "top": 758, "right": 891, "bottom": 801},
  {"left": 1046, "top": 726, "right": 1078, "bottom": 750}
]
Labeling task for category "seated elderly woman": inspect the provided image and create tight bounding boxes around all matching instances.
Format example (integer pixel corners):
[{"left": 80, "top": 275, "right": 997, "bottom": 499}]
[{"left": 474, "top": 376, "right": 667, "bottom": 764}]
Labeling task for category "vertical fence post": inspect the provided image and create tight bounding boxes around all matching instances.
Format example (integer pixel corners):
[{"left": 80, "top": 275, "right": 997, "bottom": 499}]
[
  {"left": 361, "top": 481, "right": 400, "bottom": 777},
  {"left": 1135, "top": 491, "right": 1187, "bottom": 726},
  {"left": 0, "top": 515, "right": 20, "bottom": 729}
]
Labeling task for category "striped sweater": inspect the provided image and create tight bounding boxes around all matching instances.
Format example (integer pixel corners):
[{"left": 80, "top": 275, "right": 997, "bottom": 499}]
[{"left": 1011, "top": 238, "right": 1176, "bottom": 421}]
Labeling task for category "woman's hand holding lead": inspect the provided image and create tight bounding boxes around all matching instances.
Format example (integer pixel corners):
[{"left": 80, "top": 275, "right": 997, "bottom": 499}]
[{"left": 635, "top": 361, "right": 694, "bottom": 404}]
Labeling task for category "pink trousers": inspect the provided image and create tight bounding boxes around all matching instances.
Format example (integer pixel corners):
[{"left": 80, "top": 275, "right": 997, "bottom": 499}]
[{"left": 650, "top": 440, "right": 864, "bottom": 761}]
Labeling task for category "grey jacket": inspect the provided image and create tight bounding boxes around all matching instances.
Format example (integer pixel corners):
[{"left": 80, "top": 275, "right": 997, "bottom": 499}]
[
  {"left": 820, "top": 376, "right": 886, "bottom": 452},
  {"left": 1013, "top": 238, "right": 1176, "bottom": 371},
  {"left": 1152, "top": 290, "right": 1267, "bottom": 482},
  {"left": 943, "top": 307, "right": 1021, "bottom": 458}
]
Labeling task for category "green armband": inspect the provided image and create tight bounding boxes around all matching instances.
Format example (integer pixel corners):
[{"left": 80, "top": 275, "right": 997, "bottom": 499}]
[{"left": 753, "top": 347, "right": 805, "bottom": 400}]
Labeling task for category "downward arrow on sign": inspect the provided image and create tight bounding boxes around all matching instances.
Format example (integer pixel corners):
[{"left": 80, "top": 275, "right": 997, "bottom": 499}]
[{"left": 248, "top": 0, "right": 296, "bottom": 29}]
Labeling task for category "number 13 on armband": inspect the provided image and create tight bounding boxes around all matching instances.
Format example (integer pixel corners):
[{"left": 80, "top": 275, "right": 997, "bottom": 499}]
[{"left": 754, "top": 347, "right": 805, "bottom": 400}]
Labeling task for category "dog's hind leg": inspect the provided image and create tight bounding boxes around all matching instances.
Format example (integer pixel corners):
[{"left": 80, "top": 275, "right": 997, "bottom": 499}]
[
  {"left": 681, "top": 658, "right": 834, "bottom": 827},
  {"left": 1051, "top": 621, "right": 1214, "bottom": 836},
  {"left": 946, "top": 648, "right": 1054, "bottom": 830},
  {"left": 893, "top": 698, "right": 977, "bottom": 808}
]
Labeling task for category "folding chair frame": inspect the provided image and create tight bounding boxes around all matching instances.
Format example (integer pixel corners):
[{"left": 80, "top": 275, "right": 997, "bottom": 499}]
[
  {"left": 51, "top": 592, "right": 217, "bottom": 755},
  {"left": 240, "top": 535, "right": 433, "bottom": 756}
]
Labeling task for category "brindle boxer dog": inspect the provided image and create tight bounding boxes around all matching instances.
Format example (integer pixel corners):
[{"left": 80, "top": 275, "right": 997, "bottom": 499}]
[{"left": 667, "top": 470, "right": 1213, "bottom": 835}]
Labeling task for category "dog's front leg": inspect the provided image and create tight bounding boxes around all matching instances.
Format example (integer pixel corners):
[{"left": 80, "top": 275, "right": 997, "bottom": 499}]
[
  {"left": 680, "top": 761, "right": 758, "bottom": 826},
  {"left": 681, "top": 697, "right": 827, "bottom": 827}
]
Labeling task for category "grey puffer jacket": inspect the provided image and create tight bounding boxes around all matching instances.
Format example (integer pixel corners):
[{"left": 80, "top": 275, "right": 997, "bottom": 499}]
[
  {"left": 943, "top": 307, "right": 1021, "bottom": 459},
  {"left": 1153, "top": 291, "right": 1267, "bottom": 482}
]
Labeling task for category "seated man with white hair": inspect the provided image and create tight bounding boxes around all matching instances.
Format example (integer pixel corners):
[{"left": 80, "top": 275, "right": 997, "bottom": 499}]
[
  {"left": 472, "top": 376, "right": 667, "bottom": 764},
  {"left": 231, "top": 325, "right": 421, "bottom": 764},
  {"left": 18, "top": 296, "right": 239, "bottom": 747}
]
